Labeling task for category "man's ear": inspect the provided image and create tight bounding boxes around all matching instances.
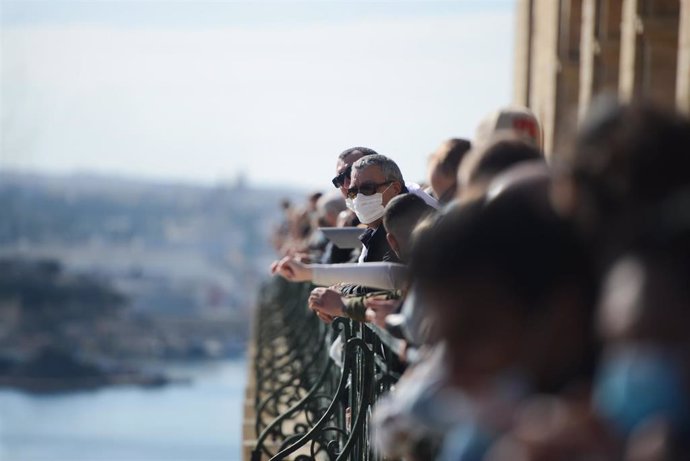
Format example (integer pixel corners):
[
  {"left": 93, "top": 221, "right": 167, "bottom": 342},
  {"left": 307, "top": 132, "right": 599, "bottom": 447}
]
[{"left": 392, "top": 181, "right": 403, "bottom": 195}]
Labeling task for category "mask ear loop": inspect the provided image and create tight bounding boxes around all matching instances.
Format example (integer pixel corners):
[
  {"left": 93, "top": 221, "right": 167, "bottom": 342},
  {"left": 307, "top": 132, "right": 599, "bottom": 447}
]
[{"left": 367, "top": 183, "right": 393, "bottom": 208}]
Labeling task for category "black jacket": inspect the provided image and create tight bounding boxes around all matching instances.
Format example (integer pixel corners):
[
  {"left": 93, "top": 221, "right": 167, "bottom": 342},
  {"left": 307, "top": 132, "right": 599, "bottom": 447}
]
[
  {"left": 358, "top": 225, "right": 399, "bottom": 263},
  {"left": 339, "top": 224, "right": 399, "bottom": 296}
]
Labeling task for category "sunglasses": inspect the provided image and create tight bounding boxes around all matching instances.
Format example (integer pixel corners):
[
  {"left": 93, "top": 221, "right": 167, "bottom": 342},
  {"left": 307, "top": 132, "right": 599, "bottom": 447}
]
[
  {"left": 332, "top": 165, "right": 352, "bottom": 188},
  {"left": 346, "top": 181, "right": 392, "bottom": 199}
]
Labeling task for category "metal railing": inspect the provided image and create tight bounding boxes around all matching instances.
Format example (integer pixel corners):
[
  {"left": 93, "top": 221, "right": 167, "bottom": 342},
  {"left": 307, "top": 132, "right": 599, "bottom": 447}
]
[{"left": 249, "top": 276, "right": 401, "bottom": 461}]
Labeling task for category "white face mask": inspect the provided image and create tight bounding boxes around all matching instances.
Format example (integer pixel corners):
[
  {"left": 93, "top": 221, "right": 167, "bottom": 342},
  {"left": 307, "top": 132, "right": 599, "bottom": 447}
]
[
  {"left": 353, "top": 184, "right": 391, "bottom": 224},
  {"left": 345, "top": 197, "right": 355, "bottom": 212}
]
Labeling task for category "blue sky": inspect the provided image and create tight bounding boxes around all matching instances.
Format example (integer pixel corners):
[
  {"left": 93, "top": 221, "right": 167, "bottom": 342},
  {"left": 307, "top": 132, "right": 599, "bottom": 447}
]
[{"left": 1, "top": 0, "right": 517, "bottom": 188}]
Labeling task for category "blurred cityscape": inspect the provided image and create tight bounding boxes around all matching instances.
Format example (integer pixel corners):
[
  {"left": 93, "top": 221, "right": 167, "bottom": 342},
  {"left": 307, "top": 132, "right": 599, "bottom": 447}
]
[{"left": 0, "top": 171, "right": 296, "bottom": 391}]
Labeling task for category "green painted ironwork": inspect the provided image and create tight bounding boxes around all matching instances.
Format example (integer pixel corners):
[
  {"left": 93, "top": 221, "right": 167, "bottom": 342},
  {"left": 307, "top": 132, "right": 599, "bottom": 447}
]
[{"left": 250, "top": 276, "right": 401, "bottom": 461}]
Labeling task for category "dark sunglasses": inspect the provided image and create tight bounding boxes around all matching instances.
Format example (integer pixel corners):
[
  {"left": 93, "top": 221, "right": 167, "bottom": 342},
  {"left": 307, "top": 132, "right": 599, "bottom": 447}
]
[
  {"left": 332, "top": 165, "right": 352, "bottom": 188},
  {"left": 346, "top": 181, "right": 392, "bottom": 199}
]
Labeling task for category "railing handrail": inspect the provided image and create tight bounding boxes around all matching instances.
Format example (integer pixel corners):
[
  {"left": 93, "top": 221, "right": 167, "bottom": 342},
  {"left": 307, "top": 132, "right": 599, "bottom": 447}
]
[{"left": 248, "top": 276, "right": 400, "bottom": 460}]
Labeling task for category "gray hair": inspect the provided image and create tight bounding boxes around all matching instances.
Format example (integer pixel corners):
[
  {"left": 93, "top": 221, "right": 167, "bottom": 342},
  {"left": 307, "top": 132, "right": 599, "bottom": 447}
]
[
  {"left": 352, "top": 154, "right": 404, "bottom": 185},
  {"left": 338, "top": 146, "right": 378, "bottom": 161},
  {"left": 317, "top": 191, "right": 347, "bottom": 218}
]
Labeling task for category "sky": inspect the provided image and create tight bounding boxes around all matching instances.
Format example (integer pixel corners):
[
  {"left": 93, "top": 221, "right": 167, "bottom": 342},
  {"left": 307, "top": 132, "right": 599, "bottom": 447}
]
[{"left": 1, "top": 0, "right": 517, "bottom": 189}]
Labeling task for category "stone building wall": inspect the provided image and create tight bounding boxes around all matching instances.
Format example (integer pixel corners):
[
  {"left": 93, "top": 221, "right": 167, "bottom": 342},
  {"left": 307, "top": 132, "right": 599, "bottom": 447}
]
[{"left": 514, "top": 0, "right": 690, "bottom": 156}]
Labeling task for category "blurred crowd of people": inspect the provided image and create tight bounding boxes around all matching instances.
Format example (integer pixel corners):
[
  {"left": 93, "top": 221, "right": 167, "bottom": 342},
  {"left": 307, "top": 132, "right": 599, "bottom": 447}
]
[{"left": 269, "top": 97, "right": 690, "bottom": 461}]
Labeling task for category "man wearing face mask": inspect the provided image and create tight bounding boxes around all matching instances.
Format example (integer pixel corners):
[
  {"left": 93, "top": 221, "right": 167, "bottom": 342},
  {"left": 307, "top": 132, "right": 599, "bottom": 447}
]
[
  {"left": 323, "top": 147, "right": 377, "bottom": 265},
  {"left": 309, "top": 154, "right": 409, "bottom": 319},
  {"left": 349, "top": 154, "right": 407, "bottom": 263}
]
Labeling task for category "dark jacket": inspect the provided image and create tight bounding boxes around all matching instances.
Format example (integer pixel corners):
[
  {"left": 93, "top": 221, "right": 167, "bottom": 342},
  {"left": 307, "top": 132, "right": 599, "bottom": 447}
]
[
  {"left": 321, "top": 241, "right": 357, "bottom": 264},
  {"left": 358, "top": 225, "right": 399, "bottom": 263},
  {"left": 339, "top": 224, "right": 399, "bottom": 297}
]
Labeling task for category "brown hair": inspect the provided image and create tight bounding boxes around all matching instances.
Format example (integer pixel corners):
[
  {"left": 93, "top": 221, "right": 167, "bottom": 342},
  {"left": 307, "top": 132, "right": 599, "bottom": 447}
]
[
  {"left": 429, "top": 138, "right": 472, "bottom": 177},
  {"left": 459, "top": 136, "right": 543, "bottom": 191}
]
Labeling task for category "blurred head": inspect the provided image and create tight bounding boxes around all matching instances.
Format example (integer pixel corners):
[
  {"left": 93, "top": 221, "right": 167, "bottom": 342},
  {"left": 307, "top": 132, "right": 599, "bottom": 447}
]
[
  {"left": 474, "top": 106, "right": 542, "bottom": 150},
  {"left": 427, "top": 138, "right": 472, "bottom": 204},
  {"left": 595, "top": 213, "right": 690, "bottom": 440},
  {"left": 486, "top": 160, "right": 551, "bottom": 206},
  {"left": 458, "top": 136, "right": 543, "bottom": 200},
  {"left": 349, "top": 154, "right": 405, "bottom": 226},
  {"left": 307, "top": 191, "right": 323, "bottom": 212},
  {"left": 383, "top": 194, "right": 435, "bottom": 261},
  {"left": 333, "top": 147, "right": 378, "bottom": 198},
  {"left": 552, "top": 99, "right": 690, "bottom": 264},
  {"left": 599, "top": 258, "right": 690, "bottom": 346},
  {"left": 411, "top": 183, "right": 595, "bottom": 394},
  {"left": 316, "top": 191, "right": 347, "bottom": 227}
]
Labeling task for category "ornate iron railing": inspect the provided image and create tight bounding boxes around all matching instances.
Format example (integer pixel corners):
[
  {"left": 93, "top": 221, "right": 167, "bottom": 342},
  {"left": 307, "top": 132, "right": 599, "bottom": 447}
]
[{"left": 249, "top": 276, "right": 402, "bottom": 461}]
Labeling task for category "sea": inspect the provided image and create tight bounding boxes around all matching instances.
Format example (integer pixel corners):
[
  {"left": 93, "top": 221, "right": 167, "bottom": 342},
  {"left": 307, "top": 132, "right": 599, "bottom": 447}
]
[{"left": 0, "top": 358, "right": 247, "bottom": 461}]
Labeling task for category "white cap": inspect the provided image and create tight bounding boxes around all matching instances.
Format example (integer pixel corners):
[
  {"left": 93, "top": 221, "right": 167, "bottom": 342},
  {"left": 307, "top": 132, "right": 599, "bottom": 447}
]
[{"left": 474, "top": 106, "right": 542, "bottom": 149}]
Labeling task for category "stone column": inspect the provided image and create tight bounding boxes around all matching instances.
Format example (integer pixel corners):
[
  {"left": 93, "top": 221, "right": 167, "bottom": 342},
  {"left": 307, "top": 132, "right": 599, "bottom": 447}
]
[
  {"left": 620, "top": 0, "right": 680, "bottom": 107},
  {"left": 579, "top": 0, "right": 623, "bottom": 120},
  {"left": 528, "top": 0, "right": 561, "bottom": 155},
  {"left": 677, "top": 0, "right": 690, "bottom": 113},
  {"left": 514, "top": 0, "right": 534, "bottom": 106}
]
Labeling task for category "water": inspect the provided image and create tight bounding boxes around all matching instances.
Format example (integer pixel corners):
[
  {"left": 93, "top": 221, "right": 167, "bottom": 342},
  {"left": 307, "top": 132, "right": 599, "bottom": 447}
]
[{"left": 0, "top": 359, "right": 247, "bottom": 461}]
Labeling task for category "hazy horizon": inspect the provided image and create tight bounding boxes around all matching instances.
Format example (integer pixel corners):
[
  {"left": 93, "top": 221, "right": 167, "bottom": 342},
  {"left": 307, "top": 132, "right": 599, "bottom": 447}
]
[{"left": 2, "top": 0, "right": 517, "bottom": 190}]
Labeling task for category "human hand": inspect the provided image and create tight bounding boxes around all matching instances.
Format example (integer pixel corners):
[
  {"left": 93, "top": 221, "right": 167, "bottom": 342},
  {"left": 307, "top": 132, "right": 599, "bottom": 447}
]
[
  {"left": 364, "top": 297, "right": 402, "bottom": 329},
  {"left": 308, "top": 287, "right": 345, "bottom": 319},
  {"left": 271, "top": 257, "right": 313, "bottom": 282},
  {"left": 315, "top": 311, "right": 336, "bottom": 324}
]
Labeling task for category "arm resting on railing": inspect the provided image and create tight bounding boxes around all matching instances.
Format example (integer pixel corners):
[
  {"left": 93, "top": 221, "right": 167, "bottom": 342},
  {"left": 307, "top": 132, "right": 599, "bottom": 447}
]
[
  {"left": 312, "top": 262, "right": 407, "bottom": 290},
  {"left": 273, "top": 258, "right": 408, "bottom": 291}
]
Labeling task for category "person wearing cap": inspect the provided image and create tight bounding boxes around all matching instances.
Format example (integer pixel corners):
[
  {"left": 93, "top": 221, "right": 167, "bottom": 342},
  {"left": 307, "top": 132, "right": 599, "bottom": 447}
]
[{"left": 474, "top": 106, "right": 543, "bottom": 150}]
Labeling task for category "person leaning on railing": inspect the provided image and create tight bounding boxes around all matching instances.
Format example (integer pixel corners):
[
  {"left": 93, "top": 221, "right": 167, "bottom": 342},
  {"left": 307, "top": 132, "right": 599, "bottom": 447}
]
[
  {"left": 271, "top": 259, "right": 405, "bottom": 324},
  {"left": 373, "top": 164, "right": 597, "bottom": 461},
  {"left": 325, "top": 146, "right": 378, "bottom": 264},
  {"left": 370, "top": 110, "right": 549, "bottom": 460},
  {"left": 305, "top": 155, "right": 412, "bottom": 322},
  {"left": 272, "top": 193, "right": 435, "bottom": 328}
]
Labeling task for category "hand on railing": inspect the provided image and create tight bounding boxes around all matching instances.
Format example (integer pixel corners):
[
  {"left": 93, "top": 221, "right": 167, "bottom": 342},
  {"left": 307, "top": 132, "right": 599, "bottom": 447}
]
[
  {"left": 270, "top": 256, "right": 314, "bottom": 282},
  {"left": 308, "top": 287, "right": 345, "bottom": 324},
  {"left": 364, "top": 296, "right": 402, "bottom": 329}
]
